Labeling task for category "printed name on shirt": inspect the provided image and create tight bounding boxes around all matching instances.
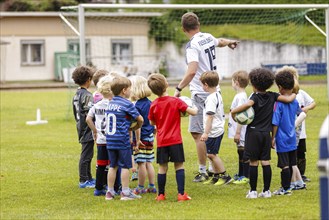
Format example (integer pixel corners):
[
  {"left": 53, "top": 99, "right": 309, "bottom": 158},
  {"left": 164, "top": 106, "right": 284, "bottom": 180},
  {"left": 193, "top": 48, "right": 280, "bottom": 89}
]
[
  {"left": 108, "top": 104, "right": 121, "bottom": 112},
  {"left": 95, "top": 108, "right": 106, "bottom": 115},
  {"left": 198, "top": 37, "right": 212, "bottom": 46}
]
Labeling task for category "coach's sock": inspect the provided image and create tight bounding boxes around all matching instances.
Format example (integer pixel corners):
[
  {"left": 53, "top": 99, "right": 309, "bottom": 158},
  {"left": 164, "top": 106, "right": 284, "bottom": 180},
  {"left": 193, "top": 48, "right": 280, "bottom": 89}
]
[
  {"left": 199, "top": 165, "right": 207, "bottom": 174},
  {"left": 158, "top": 173, "right": 166, "bottom": 195},
  {"left": 243, "top": 161, "right": 250, "bottom": 178},
  {"left": 281, "top": 168, "right": 291, "bottom": 191},
  {"left": 96, "top": 165, "right": 106, "bottom": 190},
  {"left": 262, "top": 165, "right": 272, "bottom": 192},
  {"left": 249, "top": 166, "right": 258, "bottom": 191},
  {"left": 176, "top": 169, "right": 185, "bottom": 195}
]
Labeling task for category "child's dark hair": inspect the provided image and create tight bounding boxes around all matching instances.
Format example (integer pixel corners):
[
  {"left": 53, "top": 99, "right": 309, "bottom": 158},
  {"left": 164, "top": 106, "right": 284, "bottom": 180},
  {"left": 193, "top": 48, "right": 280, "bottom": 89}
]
[
  {"left": 232, "top": 70, "right": 249, "bottom": 88},
  {"left": 147, "top": 73, "right": 167, "bottom": 96},
  {"left": 275, "top": 70, "right": 295, "bottom": 90},
  {"left": 249, "top": 68, "right": 275, "bottom": 92},
  {"left": 111, "top": 76, "right": 131, "bottom": 96},
  {"left": 93, "top": 69, "right": 108, "bottom": 86},
  {"left": 72, "top": 66, "right": 94, "bottom": 86},
  {"left": 199, "top": 71, "right": 219, "bottom": 87}
]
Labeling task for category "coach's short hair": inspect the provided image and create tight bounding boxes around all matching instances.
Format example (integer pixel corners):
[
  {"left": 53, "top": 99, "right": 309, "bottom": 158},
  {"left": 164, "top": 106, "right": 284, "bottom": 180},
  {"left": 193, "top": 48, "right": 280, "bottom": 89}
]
[
  {"left": 130, "top": 75, "right": 152, "bottom": 101},
  {"left": 275, "top": 70, "right": 295, "bottom": 90},
  {"left": 181, "top": 12, "right": 200, "bottom": 32},
  {"left": 72, "top": 65, "right": 94, "bottom": 86},
  {"left": 110, "top": 76, "right": 131, "bottom": 96},
  {"left": 147, "top": 73, "right": 168, "bottom": 96},
  {"left": 200, "top": 71, "right": 219, "bottom": 88},
  {"left": 232, "top": 70, "right": 249, "bottom": 88},
  {"left": 249, "top": 68, "right": 275, "bottom": 92}
]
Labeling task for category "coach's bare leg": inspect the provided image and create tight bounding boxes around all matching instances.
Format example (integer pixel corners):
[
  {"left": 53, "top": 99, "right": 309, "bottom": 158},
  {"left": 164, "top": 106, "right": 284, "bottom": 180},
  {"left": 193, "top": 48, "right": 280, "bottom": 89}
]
[{"left": 191, "top": 132, "right": 207, "bottom": 166}]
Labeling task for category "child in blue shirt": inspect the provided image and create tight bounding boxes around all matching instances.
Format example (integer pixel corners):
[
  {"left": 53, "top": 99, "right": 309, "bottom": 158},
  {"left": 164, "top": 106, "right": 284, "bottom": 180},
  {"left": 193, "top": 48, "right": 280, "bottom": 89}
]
[{"left": 104, "top": 76, "right": 144, "bottom": 201}]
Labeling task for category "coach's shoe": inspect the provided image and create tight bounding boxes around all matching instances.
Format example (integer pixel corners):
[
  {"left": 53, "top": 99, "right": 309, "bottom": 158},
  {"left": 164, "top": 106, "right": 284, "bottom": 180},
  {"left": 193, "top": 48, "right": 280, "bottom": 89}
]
[
  {"left": 94, "top": 189, "right": 106, "bottom": 196},
  {"left": 177, "top": 192, "right": 191, "bottom": 202},
  {"left": 193, "top": 172, "right": 209, "bottom": 182},
  {"left": 273, "top": 187, "right": 292, "bottom": 196},
  {"left": 246, "top": 190, "right": 258, "bottom": 199},
  {"left": 233, "top": 176, "right": 249, "bottom": 185},
  {"left": 258, "top": 190, "right": 272, "bottom": 198},
  {"left": 204, "top": 176, "right": 219, "bottom": 185},
  {"left": 207, "top": 169, "right": 214, "bottom": 177},
  {"left": 105, "top": 191, "right": 115, "bottom": 200},
  {"left": 120, "top": 191, "right": 142, "bottom": 200},
  {"left": 156, "top": 194, "right": 166, "bottom": 201},
  {"left": 79, "top": 180, "right": 95, "bottom": 188},
  {"left": 214, "top": 177, "right": 225, "bottom": 186},
  {"left": 217, "top": 174, "right": 233, "bottom": 185}
]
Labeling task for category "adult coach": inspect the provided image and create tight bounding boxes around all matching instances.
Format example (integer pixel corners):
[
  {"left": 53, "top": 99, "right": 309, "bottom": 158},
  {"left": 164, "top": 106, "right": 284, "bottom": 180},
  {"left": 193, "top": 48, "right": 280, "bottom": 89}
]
[{"left": 174, "top": 12, "right": 239, "bottom": 182}]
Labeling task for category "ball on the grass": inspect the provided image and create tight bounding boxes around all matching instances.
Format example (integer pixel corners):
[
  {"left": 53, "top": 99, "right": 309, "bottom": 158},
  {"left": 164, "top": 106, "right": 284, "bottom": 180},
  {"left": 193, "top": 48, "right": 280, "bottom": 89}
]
[
  {"left": 235, "top": 107, "right": 255, "bottom": 125},
  {"left": 179, "top": 96, "right": 194, "bottom": 117}
]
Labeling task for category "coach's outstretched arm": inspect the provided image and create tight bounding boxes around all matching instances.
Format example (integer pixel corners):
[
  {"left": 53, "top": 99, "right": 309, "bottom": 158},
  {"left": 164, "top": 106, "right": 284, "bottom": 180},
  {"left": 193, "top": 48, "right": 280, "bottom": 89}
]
[{"left": 218, "top": 38, "right": 240, "bottom": 50}]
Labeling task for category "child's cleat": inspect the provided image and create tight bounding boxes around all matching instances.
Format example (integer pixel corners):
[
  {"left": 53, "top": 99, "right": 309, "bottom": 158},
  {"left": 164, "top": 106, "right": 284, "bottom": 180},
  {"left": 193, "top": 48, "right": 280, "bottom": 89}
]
[
  {"left": 94, "top": 189, "right": 106, "bottom": 196},
  {"left": 302, "top": 175, "right": 311, "bottom": 182},
  {"left": 203, "top": 177, "right": 219, "bottom": 185},
  {"left": 222, "top": 175, "right": 233, "bottom": 185},
  {"left": 292, "top": 183, "right": 306, "bottom": 190},
  {"left": 147, "top": 187, "right": 157, "bottom": 194},
  {"left": 206, "top": 169, "right": 214, "bottom": 177},
  {"left": 233, "top": 176, "right": 250, "bottom": 185},
  {"left": 214, "top": 178, "right": 225, "bottom": 186},
  {"left": 246, "top": 190, "right": 258, "bottom": 199},
  {"left": 79, "top": 180, "right": 95, "bottom": 188},
  {"left": 131, "top": 172, "right": 138, "bottom": 181},
  {"left": 177, "top": 192, "right": 191, "bottom": 202},
  {"left": 273, "top": 187, "right": 292, "bottom": 196},
  {"left": 133, "top": 187, "right": 147, "bottom": 195},
  {"left": 258, "top": 190, "right": 272, "bottom": 198},
  {"left": 105, "top": 191, "right": 115, "bottom": 200},
  {"left": 120, "top": 191, "right": 142, "bottom": 200},
  {"left": 193, "top": 172, "right": 209, "bottom": 182},
  {"left": 233, "top": 173, "right": 240, "bottom": 181},
  {"left": 90, "top": 178, "right": 96, "bottom": 185},
  {"left": 156, "top": 194, "right": 166, "bottom": 201}
]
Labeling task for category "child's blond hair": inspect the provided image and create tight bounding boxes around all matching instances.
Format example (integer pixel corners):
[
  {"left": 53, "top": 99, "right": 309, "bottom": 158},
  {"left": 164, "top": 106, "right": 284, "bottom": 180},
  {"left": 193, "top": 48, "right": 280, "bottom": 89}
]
[
  {"left": 232, "top": 70, "right": 249, "bottom": 88},
  {"left": 129, "top": 75, "right": 152, "bottom": 101},
  {"left": 147, "top": 73, "right": 168, "bottom": 96},
  {"left": 97, "top": 75, "right": 113, "bottom": 97}
]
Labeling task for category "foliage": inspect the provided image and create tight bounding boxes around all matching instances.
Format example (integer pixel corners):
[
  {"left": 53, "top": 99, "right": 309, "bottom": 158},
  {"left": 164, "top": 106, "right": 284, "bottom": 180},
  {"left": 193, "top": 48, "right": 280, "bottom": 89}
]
[{"left": 0, "top": 83, "right": 327, "bottom": 219}]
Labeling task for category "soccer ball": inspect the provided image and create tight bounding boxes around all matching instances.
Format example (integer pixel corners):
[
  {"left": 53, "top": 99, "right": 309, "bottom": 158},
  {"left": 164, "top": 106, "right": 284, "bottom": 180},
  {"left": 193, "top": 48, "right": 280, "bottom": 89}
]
[
  {"left": 179, "top": 96, "right": 194, "bottom": 117},
  {"left": 235, "top": 107, "right": 255, "bottom": 125}
]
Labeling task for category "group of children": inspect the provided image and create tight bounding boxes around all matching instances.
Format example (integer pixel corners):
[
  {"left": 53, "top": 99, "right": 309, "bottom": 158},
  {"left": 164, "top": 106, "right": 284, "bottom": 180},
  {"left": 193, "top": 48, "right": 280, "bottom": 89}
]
[{"left": 72, "top": 63, "right": 314, "bottom": 201}]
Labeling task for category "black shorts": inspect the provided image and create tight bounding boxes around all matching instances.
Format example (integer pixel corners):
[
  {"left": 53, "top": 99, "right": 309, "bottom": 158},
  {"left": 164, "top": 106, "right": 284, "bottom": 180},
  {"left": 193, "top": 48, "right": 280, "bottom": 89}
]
[
  {"left": 97, "top": 144, "right": 110, "bottom": 166},
  {"left": 245, "top": 129, "right": 271, "bottom": 161},
  {"left": 277, "top": 150, "right": 297, "bottom": 168},
  {"left": 205, "top": 134, "right": 223, "bottom": 155},
  {"left": 157, "top": 144, "right": 185, "bottom": 164}
]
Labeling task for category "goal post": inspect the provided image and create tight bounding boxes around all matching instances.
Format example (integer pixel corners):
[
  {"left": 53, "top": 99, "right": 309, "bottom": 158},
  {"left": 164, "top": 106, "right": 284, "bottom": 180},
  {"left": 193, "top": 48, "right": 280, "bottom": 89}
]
[{"left": 60, "top": 4, "right": 329, "bottom": 98}]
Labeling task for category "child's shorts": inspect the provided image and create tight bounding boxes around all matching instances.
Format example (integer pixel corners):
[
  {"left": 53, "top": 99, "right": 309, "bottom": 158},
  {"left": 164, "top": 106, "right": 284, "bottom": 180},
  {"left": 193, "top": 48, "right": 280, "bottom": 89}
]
[
  {"left": 205, "top": 134, "right": 224, "bottom": 155},
  {"left": 108, "top": 148, "right": 132, "bottom": 169},
  {"left": 97, "top": 144, "right": 110, "bottom": 166},
  {"left": 245, "top": 130, "right": 271, "bottom": 161},
  {"left": 277, "top": 150, "right": 297, "bottom": 169},
  {"left": 133, "top": 140, "right": 155, "bottom": 163},
  {"left": 157, "top": 143, "right": 185, "bottom": 164}
]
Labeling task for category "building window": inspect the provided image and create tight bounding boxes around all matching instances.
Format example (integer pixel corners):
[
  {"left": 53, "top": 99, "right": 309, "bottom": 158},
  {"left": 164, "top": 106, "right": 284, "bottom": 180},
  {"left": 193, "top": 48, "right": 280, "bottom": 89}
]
[
  {"left": 67, "top": 39, "right": 91, "bottom": 64},
  {"left": 111, "top": 39, "right": 132, "bottom": 65},
  {"left": 21, "top": 40, "right": 45, "bottom": 66}
]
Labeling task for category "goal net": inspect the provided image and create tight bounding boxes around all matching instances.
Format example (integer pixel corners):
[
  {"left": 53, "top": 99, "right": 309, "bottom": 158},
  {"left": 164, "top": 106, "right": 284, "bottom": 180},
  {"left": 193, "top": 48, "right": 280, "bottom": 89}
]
[{"left": 59, "top": 4, "right": 327, "bottom": 80}]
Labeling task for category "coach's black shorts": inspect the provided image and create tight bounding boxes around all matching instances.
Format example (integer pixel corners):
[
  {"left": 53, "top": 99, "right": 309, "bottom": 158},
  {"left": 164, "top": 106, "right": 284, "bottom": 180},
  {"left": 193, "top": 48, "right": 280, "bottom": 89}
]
[
  {"left": 277, "top": 150, "right": 297, "bottom": 168},
  {"left": 245, "top": 129, "right": 271, "bottom": 161},
  {"left": 157, "top": 143, "right": 185, "bottom": 164},
  {"left": 205, "top": 134, "right": 223, "bottom": 155}
]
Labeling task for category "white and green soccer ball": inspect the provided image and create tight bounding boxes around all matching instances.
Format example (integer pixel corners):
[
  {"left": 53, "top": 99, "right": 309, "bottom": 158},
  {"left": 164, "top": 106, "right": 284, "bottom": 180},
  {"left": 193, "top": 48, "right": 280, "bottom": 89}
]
[
  {"left": 179, "top": 96, "right": 194, "bottom": 117},
  {"left": 235, "top": 107, "right": 255, "bottom": 125}
]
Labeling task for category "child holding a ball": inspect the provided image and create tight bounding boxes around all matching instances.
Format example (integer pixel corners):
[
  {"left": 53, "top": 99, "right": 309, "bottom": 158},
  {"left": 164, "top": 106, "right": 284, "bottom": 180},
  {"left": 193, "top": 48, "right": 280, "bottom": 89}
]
[
  {"left": 147, "top": 73, "right": 197, "bottom": 201},
  {"left": 231, "top": 68, "right": 296, "bottom": 199}
]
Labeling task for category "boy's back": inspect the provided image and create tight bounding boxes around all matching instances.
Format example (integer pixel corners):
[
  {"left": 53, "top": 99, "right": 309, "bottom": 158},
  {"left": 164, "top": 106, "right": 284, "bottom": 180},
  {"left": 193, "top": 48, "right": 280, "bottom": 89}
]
[{"left": 248, "top": 91, "right": 279, "bottom": 132}]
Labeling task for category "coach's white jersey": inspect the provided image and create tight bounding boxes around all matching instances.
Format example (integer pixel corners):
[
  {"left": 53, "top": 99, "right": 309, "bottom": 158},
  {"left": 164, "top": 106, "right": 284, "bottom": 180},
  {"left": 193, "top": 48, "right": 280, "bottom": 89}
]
[
  {"left": 87, "top": 98, "right": 109, "bottom": 145},
  {"left": 228, "top": 92, "right": 248, "bottom": 140},
  {"left": 186, "top": 32, "right": 219, "bottom": 95},
  {"left": 203, "top": 92, "right": 225, "bottom": 138},
  {"left": 296, "top": 89, "right": 314, "bottom": 139}
]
